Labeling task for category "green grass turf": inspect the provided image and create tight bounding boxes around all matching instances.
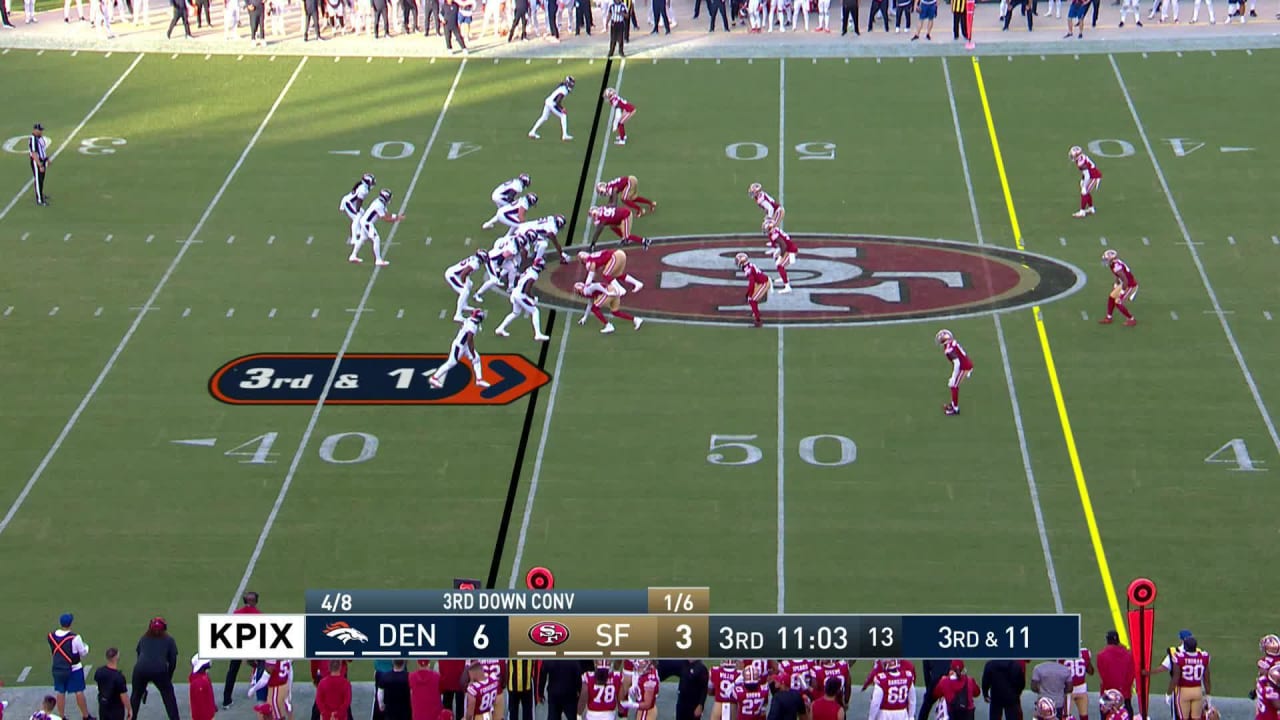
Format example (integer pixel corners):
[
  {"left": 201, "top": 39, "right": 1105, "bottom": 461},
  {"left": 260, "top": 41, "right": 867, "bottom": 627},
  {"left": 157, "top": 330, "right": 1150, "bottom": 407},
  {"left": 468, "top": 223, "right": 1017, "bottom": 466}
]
[{"left": 2, "top": 49, "right": 1279, "bottom": 692}]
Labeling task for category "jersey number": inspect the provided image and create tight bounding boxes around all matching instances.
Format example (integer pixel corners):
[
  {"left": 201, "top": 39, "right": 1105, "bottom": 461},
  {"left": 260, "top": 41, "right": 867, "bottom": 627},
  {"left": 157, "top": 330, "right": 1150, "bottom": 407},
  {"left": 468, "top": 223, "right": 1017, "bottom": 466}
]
[
  {"left": 594, "top": 684, "right": 617, "bottom": 705},
  {"left": 886, "top": 686, "right": 910, "bottom": 705}
]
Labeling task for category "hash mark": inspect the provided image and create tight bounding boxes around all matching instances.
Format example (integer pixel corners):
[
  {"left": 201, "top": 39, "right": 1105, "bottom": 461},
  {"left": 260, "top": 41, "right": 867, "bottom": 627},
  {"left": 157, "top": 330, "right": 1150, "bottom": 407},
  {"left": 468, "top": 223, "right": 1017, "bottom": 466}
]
[
  {"left": 1228, "top": 235, "right": 1236, "bottom": 245},
  {"left": 526, "top": 58, "right": 532, "bottom": 64},
  {"left": 1177, "top": 51, "right": 1183, "bottom": 57},
  {"left": 17, "top": 667, "right": 31, "bottom": 682},
  {"left": 71, "top": 50, "right": 79, "bottom": 56},
  {"left": 1142, "top": 236, "right": 1150, "bottom": 246},
  {"left": 430, "top": 57, "right": 435, "bottom": 64},
  {"left": 269, "top": 308, "right": 278, "bottom": 318},
  {"left": 146, "top": 234, "right": 154, "bottom": 243},
  {"left": 171, "top": 53, "right": 179, "bottom": 59},
  {"left": 1205, "top": 309, "right": 1235, "bottom": 315},
  {"left": 1081, "top": 310, "right": 1089, "bottom": 320},
  {"left": 204, "top": 53, "right": 211, "bottom": 59},
  {"left": 1142, "top": 52, "right": 1149, "bottom": 58},
  {"left": 368, "top": 56, "right": 374, "bottom": 63},
  {"left": 37, "top": 50, "right": 44, "bottom": 55},
  {"left": 813, "top": 58, "right": 818, "bottom": 64},
  {"left": 1059, "top": 237, "right": 1067, "bottom": 246},
  {"left": 1170, "top": 310, "right": 1179, "bottom": 320},
  {"left": 844, "top": 58, "right": 850, "bottom": 64},
  {"left": 21, "top": 232, "right": 29, "bottom": 241},
  {"left": 495, "top": 58, "right": 501, "bottom": 64},
  {"left": 236, "top": 54, "right": 243, "bottom": 61},
  {"left": 1008, "top": 55, "right": 1014, "bottom": 61},
  {"left": 1272, "top": 235, "right": 1279, "bottom": 245},
  {"left": 876, "top": 57, "right": 881, "bottom": 64},
  {"left": 227, "top": 235, "right": 235, "bottom": 244},
  {"left": 399, "top": 57, "right": 404, "bottom": 64},
  {"left": 335, "top": 56, "right": 341, "bottom": 63},
  {"left": 2, "top": 306, "right": 11, "bottom": 317},
  {"left": 1211, "top": 50, "right": 1217, "bottom": 57},
  {"left": 311, "top": 308, "right": 320, "bottom": 318},
  {"left": 425, "top": 237, "right": 432, "bottom": 246},
  {"left": 94, "top": 307, "right": 103, "bottom": 317},
  {"left": 464, "top": 237, "right": 472, "bottom": 245},
  {"left": 64, "top": 233, "right": 72, "bottom": 242},
  {"left": 717, "top": 59, "right": 722, "bottom": 64},
  {"left": 226, "top": 308, "right": 235, "bottom": 318},
  {"left": 49, "top": 306, "right": 59, "bottom": 316},
  {"left": 439, "top": 309, "right": 447, "bottom": 319},
  {"left": 909, "top": 57, "right": 914, "bottom": 64},
  {"left": 267, "top": 235, "right": 275, "bottom": 245},
  {"left": 1248, "top": 49, "right": 1254, "bottom": 55},
  {"left": 397, "top": 308, "right": 405, "bottom": 319},
  {"left": 1100, "top": 237, "right": 1108, "bottom": 246},
  {"left": 1072, "top": 54, "right": 1079, "bottom": 60},
  {"left": 270, "top": 55, "right": 277, "bottom": 61},
  {"left": 105, "top": 234, "right": 113, "bottom": 243},
  {"left": 182, "top": 307, "right": 191, "bottom": 318},
  {"left": 1266, "top": 311, "right": 1273, "bottom": 321},
  {"left": 307, "top": 236, "right": 314, "bottom": 245},
  {"left": 1040, "top": 55, "right": 1046, "bottom": 61}
]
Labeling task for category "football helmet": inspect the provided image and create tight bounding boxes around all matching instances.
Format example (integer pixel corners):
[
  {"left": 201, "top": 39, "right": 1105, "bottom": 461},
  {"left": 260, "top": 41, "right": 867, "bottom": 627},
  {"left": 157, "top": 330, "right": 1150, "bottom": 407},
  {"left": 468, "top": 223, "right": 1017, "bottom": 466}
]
[
  {"left": 748, "top": 182, "right": 763, "bottom": 197},
  {"left": 741, "top": 666, "right": 761, "bottom": 684},
  {"left": 378, "top": 188, "right": 393, "bottom": 203},
  {"left": 470, "top": 308, "right": 487, "bottom": 322},
  {"left": 633, "top": 659, "right": 652, "bottom": 673},
  {"left": 1267, "top": 664, "right": 1280, "bottom": 687},
  {"left": 362, "top": 172, "right": 376, "bottom": 187},
  {"left": 721, "top": 660, "right": 738, "bottom": 669},
  {"left": 573, "top": 281, "right": 587, "bottom": 295},
  {"left": 564, "top": 76, "right": 576, "bottom": 90},
  {"left": 1204, "top": 702, "right": 1220, "bottom": 720},
  {"left": 553, "top": 214, "right": 566, "bottom": 230},
  {"left": 475, "top": 249, "right": 490, "bottom": 264},
  {"left": 883, "top": 659, "right": 900, "bottom": 671},
  {"left": 1034, "top": 698, "right": 1057, "bottom": 720},
  {"left": 577, "top": 251, "right": 591, "bottom": 262},
  {"left": 735, "top": 252, "right": 749, "bottom": 268},
  {"left": 1100, "top": 689, "right": 1123, "bottom": 713},
  {"left": 1102, "top": 249, "right": 1119, "bottom": 264},
  {"left": 604, "top": 87, "right": 618, "bottom": 101},
  {"left": 531, "top": 258, "right": 547, "bottom": 273},
  {"left": 596, "top": 182, "right": 609, "bottom": 195},
  {"left": 1262, "top": 634, "right": 1280, "bottom": 657},
  {"left": 1069, "top": 146, "right": 1083, "bottom": 160},
  {"left": 525, "top": 193, "right": 539, "bottom": 208},
  {"left": 588, "top": 206, "right": 602, "bottom": 218},
  {"left": 518, "top": 173, "right": 531, "bottom": 187},
  {"left": 935, "top": 329, "right": 954, "bottom": 345}
]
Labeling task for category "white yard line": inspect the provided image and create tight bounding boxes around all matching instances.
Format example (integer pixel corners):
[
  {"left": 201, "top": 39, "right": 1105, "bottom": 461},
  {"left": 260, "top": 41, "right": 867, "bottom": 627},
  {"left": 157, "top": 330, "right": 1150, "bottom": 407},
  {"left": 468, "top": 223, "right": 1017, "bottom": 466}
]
[
  {"left": 507, "top": 59, "right": 626, "bottom": 590},
  {"left": 1109, "top": 54, "right": 1280, "bottom": 458},
  {"left": 942, "top": 57, "right": 1063, "bottom": 612},
  {"left": 775, "top": 57, "right": 787, "bottom": 614},
  {"left": 0, "top": 53, "right": 146, "bottom": 221},
  {"left": 229, "top": 59, "right": 469, "bottom": 610},
  {"left": 0, "top": 57, "right": 310, "bottom": 540}
]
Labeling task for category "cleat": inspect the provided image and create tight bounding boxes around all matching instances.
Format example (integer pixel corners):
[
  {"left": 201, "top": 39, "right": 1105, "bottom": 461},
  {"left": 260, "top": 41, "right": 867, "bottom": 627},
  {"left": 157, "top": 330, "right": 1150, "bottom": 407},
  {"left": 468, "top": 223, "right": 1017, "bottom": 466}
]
[
  {"left": 629, "top": 280, "right": 644, "bottom": 293},
  {"left": 633, "top": 317, "right": 643, "bottom": 330},
  {"left": 1124, "top": 318, "right": 1137, "bottom": 326},
  {"left": 475, "top": 379, "right": 491, "bottom": 388},
  {"left": 528, "top": 132, "right": 540, "bottom": 139},
  {"left": 642, "top": 237, "right": 652, "bottom": 249},
  {"left": 753, "top": 318, "right": 763, "bottom": 327},
  {"left": 601, "top": 323, "right": 616, "bottom": 334},
  {"left": 777, "top": 284, "right": 792, "bottom": 294},
  {"left": 1072, "top": 210, "right": 1087, "bottom": 218},
  {"left": 614, "top": 137, "right": 627, "bottom": 145},
  {"left": 375, "top": 260, "right": 389, "bottom": 266},
  {"left": 577, "top": 317, "right": 588, "bottom": 326},
  {"left": 495, "top": 328, "right": 510, "bottom": 337},
  {"left": 348, "top": 257, "right": 363, "bottom": 263},
  {"left": 473, "top": 295, "right": 485, "bottom": 304},
  {"left": 944, "top": 404, "right": 960, "bottom": 416},
  {"left": 534, "top": 333, "right": 550, "bottom": 341},
  {"left": 1086, "top": 206, "right": 1096, "bottom": 215},
  {"left": 562, "top": 135, "right": 573, "bottom": 141},
  {"left": 428, "top": 376, "right": 444, "bottom": 388},
  {"left": 1099, "top": 317, "right": 1114, "bottom": 324},
  {"left": 453, "top": 315, "right": 465, "bottom": 322}
]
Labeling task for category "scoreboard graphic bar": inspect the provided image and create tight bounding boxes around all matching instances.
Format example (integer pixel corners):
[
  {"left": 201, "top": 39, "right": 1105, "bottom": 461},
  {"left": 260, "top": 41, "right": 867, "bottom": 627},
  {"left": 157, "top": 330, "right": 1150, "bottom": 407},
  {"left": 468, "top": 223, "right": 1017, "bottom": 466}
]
[{"left": 288, "top": 613, "right": 1079, "bottom": 660}]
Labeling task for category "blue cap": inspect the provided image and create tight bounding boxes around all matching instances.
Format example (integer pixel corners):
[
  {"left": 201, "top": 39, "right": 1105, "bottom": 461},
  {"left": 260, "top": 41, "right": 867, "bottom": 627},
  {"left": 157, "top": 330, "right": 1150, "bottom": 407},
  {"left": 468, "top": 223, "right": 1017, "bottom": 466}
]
[
  {"left": 1178, "top": 630, "right": 1193, "bottom": 641},
  {"left": 59, "top": 613, "right": 74, "bottom": 627}
]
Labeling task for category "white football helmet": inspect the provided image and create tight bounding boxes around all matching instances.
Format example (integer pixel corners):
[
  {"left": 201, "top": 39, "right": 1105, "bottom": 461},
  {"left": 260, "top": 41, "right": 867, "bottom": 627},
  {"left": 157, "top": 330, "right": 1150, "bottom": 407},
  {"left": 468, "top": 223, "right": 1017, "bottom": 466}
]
[
  {"left": 935, "top": 329, "right": 954, "bottom": 345},
  {"left": 1069, "top": 146, "right": 1083, "bottom": 160},
  {"left": 1035, "top": 698, "right": 1057, "bottom": 720},
  {"left": 1102, "top": 249, "right": 1119, "bottom": 264},
  {"left": 604, "top": 87, "right": 618, "bottom": 101},
  {"left": 883, "top": 658, "right": 900, "bottom": 671},
  {"left": 735, "top": 252, "right": 749, "bottom": 268},
  {"left": 748, "top": 182, "right": 763, "bottom": 197},
  {"left": 1262, "top": 634, "right": 1280, "bottom": 657},
  {"left": 595, "top": 182, "right": 608, "bottom": 195},
  {"left": 1268, "top": 664, "right": 1280, "bottom": 687},
  {"left": 1101, "top": 689, "right": 1123, "bottom": 713},
  {"left": 741, "top": 666, "right": 761, "bottom": 684}
]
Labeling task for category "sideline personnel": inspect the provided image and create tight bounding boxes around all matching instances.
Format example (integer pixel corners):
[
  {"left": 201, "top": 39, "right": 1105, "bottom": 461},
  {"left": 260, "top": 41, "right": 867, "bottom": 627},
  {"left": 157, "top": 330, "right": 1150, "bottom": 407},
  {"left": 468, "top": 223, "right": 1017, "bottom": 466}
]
[
  {"left": 49, "top": 613, "right": 92, "bottom": 720},
  {"left": 222, "top": 592, "right": 261, "bottom": 709},
  {"left": 606, "top": 0, "right": 627, "bottom": 56},
  {"left": 94, "top": 648, "right": 132, "bottom": 720},
  {"left": 29, "top": 123, "right": 50, "bottom": 206}
]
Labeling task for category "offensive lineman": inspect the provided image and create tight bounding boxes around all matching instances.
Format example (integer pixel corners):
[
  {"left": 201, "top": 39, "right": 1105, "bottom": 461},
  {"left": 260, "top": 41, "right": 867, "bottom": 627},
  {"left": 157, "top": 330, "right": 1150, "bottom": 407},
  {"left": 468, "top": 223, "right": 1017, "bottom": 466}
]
[
  {"left": 339, "top": 173, "right": 376, "bottom": 244},
  {"left": 528, "top": 76, "right": 575, "bottom": 141},
  {"left": 868, "top": 659, "right": 914, "bottom": 720},
  {"left": 494, "top": 257, "right": 551, "bottom": 341},
  {"left": 491, "top": 173, "right": 531, "bottom": 207},
  {"left": 473, "top": 233, "right": 525, "bottom": 301},
  {"left": 429, "top": 310, "right": 491, "bottom": 389},
  {"left": 511, "top": 214, "right": 570, "bottom": 262},
  {"left": 483, "top": 193, "right": 538, "bottom": 232},
  {"left": 935, "top": 329, "right": 974, "bottom": 416},
  {"left": 445, "top": 250, "right": 487, "bottom": 322},
  {"left": 349, "top": 188, "right": 403, "bottom": 266}
]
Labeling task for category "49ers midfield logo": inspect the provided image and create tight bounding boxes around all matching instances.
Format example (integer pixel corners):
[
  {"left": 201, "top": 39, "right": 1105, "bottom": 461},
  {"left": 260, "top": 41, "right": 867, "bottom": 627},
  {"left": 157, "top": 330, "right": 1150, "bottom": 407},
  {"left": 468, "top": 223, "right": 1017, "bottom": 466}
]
[{"left": 539, "top": 234, "right": 1085, "bottom": 326}]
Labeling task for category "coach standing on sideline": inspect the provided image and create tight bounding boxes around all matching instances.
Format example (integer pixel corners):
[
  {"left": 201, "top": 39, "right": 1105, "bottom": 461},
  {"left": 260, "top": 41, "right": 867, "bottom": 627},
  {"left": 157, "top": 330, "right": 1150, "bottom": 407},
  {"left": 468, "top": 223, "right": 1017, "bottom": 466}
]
[
  {"left": 165, "top": 0, "right": 191, "bottom": 38},
  {"left": 441, "top": 0, "right": 467, "bottom": 52},
  {"left": 95, "top": 649, "right": 132, "bottom": 720},
  {"left": 29, "top": 123, "right": 50, "bottom": 207},
  {"left": 539, "top": 660, "right": 583, "bottom": 720},
  {"left": 1097, "top": 631, "right": 1135, "bottom": 718},
  {"left": 222, "top": 592, "right": 260, "bottom": 709},
  {"left": 981, "top": 660, "right": 1024, "bottom": 720},
  {"left": 839, "top": 0, "right": 859, "bottom": 34},
  {"left": 768, "top": 673, "right": 807, "bottom": 720},
  {"left": 606, "top": 0, "right": 627, "bottom": 56},
  {"left": 130, "top": 618, "right": 180, "bottom": 720},
  {"left": 674, "top": 660, "right": 708, "bottom": 720}
]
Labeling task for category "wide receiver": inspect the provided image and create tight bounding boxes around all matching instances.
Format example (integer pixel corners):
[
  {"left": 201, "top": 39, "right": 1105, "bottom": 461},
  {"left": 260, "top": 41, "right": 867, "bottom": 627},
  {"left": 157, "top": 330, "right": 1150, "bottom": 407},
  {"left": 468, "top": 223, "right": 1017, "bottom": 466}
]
[
  {"left": 1059, "top": 649, "right": 1095, "bottom": 720},
  {"left": 596, "top": 175, "right": 656, "bottom": 216},
  {"left": 1069, "top": 145, "right": 1103, "bottom": 218},
  {"left": 529, "top": 76, "right": 575, "bottom": 142},
  {"left": 736, "top": 252, "right": 772, "bottom": 328},
  {"left": 935, "top": 329, "right": 974, "bottom": 416},
  {"left": 588, "top": 205, "right": 650, "bottom": 249},
  {"left": 349, "top": 188, "right": 402, "bottom": 267},
  {"left": 338, "top": 172, "right": 375, "bottom": 244},
  {"left": 766, "top": 226, "right": 798, "bottom": 294},
  {"left": 579, "top": 248, "right": 644, "bottom": 293},
  {"left": 428, "top": 309, "right": 490, "bottom": 389},
  {"left": 604, "top": 88, "right": 637, "bottom": 145},
  {"left": 748, "top": 182, "right": 785, "bottom": 232},
  {"left": 575, "top": 280, "right": 643, "bottom": 334},
  {"left": 1100, "top": 249, "right": 1138, "bottom": 326}
]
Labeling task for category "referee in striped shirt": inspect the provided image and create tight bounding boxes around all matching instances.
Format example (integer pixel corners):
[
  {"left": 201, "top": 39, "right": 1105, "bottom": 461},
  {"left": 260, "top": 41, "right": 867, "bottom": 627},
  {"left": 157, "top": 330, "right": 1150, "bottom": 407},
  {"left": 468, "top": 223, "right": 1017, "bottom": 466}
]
[
  {"left": 30, "top": 123, "right": 50, "bottom": 207},
  {"left": 950, "top": 0, "right": 967, "bottom": 39},
  {"left": 507, "top": 660, "right": 539, "bottom": 720},
  {"left": 606, "top": 0, "right": 627, "bottom": 56}
]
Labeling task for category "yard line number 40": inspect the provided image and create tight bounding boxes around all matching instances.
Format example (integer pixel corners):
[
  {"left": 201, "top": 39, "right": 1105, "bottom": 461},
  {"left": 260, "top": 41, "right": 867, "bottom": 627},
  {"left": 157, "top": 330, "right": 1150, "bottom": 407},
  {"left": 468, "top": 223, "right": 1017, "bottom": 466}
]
[
  {"left": 225, "top": 432, "right": 379, "bottom": 465},
  {"left": 709, "top": 434, "right": 857, "bottom": 467}
]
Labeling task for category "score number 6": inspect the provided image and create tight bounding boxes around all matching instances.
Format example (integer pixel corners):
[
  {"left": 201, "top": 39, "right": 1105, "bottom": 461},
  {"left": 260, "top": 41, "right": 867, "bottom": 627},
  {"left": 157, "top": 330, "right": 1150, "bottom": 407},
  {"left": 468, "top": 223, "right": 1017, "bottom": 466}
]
[{"left": 473, "top": 624, "right": 490, "bottom": 650}]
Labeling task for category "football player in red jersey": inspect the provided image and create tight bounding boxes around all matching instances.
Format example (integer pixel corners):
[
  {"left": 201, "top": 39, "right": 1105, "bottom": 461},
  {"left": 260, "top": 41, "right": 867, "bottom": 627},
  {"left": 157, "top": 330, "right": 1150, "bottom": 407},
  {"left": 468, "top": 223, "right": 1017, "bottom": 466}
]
[
  {"left": 736, "top": 252, "right": 772, "bottom": 327},
  {"left": 812, "top": 662, "right": 851, "bottom": 707},
  {"left": 1034, "top": 698, "right": 1057, "bottom": 720},
  {"left": 588, "top": 205, "right": 650, "bottom": 249},
  {"left": 1101, "top": 690, "right": 1129, "bottom": 720},
  {"left": 575, "top": 281, "right": 644, "bottom": 334},
  {"left": 861, "top": 660, "right": 916, "bottom": 692},
  {"left": 579, "top": 249, "right": 644, "bottom": 293},
  {"left": 1259, "top": 636, "right": 1280, "bottom": 679},
  {"left": 1257, "top": 665, "right": 1280, "bottom": 720},
  {"left": 596, "top": 175, "right": 656, "bottom": 216},
  {"left": 464, "top": 662, "right": 504, "bottom": 720},
  {"left": 735, "top": 666, "right": 771, "bottom": 720},
  {"left": 580, "top": 660, "right": 624, "bottom": 720},
  {"left": 248, "top": 660, "right": 294, "bottom": 720},
  {"left": 1169, "top": 638, "right": 1211, "bottom": 720},
  {"left": 935, "top": 329, "right": 974, "bottom": 416},
  {"left": 869, "top": 659, "right": 915, "bottom": 720},
  {"left": 621, "top": 660, "right": 659, "bottom": 720},
  {"left": 604, "top": 88, "right": 637, "bottom": 145},
  {"left": 765, "top": 226, "right": 798, "bottom": 294},
  {"left": 748, "top": 182, "right": 785, "bottom": 232},
  {"left": 1100, "top": 249, "right": 1138, "bottom": 326},
  {"left": 1060, "top": 650, "right": 1095, "bottom": 720},
  {"left": 1068, "top": 145, "right": 1103, "bottom": 218},
  {"left": 709, "top": 661, "right": 740, "bottom": 720}
]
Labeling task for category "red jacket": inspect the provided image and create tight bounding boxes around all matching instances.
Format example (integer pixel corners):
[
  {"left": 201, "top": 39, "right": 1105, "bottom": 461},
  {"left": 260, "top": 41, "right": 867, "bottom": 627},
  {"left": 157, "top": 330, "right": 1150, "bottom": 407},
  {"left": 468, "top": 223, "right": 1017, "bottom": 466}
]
[
  {"left": 317, "top": 676, "right": 353, "bottom": 720},
  {"left": 410, "top": 669, "right": 443, "bottom": 720},
  {"left": 1097, "top": 644, "right": 1135, "bottom": 699},
  {"left": 189, "top": 672, "right": 217, "bottom": 720},
  {"left": 934, "top": 674, "right": 980, "bottom": 708},
  {"left": 439, "top": 661, "right": 467, "bottom": 693}
]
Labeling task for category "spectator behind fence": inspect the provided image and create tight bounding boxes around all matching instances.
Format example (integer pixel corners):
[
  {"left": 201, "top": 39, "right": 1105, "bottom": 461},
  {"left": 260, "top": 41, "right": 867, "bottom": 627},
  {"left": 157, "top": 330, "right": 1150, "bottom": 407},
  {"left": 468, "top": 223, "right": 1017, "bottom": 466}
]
[
  {"left": 94, "top": 649, "right": 131, "bottom": 720},
  {"left": 1096, "top": 632, "right": 1134, "bottom": 718},
  {"left": 48, "top": 613, "right": 92, "bottom": 720},
  {"left": 980, "top": 660, "right": 1024, "bottom": 720},
  {"left": 129, "top": 618, "right": 180, "bottom": 720}
]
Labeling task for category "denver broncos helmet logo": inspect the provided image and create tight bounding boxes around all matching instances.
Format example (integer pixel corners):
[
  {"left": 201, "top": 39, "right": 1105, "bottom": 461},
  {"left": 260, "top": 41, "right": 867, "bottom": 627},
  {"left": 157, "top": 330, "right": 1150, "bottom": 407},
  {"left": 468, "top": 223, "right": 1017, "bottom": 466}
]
[{"left": 323, "top": 622, "right": 370, "bottom": 645}]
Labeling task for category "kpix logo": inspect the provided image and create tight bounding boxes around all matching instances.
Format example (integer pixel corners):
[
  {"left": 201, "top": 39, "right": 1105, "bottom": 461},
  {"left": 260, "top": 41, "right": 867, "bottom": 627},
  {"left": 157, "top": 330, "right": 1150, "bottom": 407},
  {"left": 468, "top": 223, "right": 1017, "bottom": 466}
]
[{"left": 198, "top": 614, "right": 307, "bottom": 659}]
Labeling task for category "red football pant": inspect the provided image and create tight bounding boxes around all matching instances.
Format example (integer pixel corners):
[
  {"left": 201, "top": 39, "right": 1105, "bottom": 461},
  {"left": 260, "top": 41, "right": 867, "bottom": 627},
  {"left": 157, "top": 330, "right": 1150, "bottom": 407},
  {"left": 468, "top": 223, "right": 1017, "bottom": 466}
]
[
  {"left": 950, "top": 386, "right": 959, "bottom": 406},
  {"left": 1081, "top": 193, "right": 1093, "bottom": 210},
  {"left": 617, "top": 122, "right": 627, "bottom": 141},
  {"left": 623, "top": 195, "right": 655, "bottom": 214},
  {"left": 748, "top": 298, "right": 761, "bottom": 322},
  {"left": 776, "top": 263, "right": 790, "bottom": 284},
  {"left": 1106, "top": 297, "right": 1133, "bottom": 319},
  {"left": 590, "top": 306, "right": 634, "bottom": 324},
  {"left": 620, "top": 234, "right": 644, "bottom": 245}
]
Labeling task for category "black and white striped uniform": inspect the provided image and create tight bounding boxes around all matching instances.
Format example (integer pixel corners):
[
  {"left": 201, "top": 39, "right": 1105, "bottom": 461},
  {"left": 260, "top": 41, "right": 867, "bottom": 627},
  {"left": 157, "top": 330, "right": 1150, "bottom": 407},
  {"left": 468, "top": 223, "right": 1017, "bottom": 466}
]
[
  {"left": 29, "top": 132, "right": 49, "bottom": 205},
  {"left": 491, "top": 176, "right": 529, "bottom": 207}
]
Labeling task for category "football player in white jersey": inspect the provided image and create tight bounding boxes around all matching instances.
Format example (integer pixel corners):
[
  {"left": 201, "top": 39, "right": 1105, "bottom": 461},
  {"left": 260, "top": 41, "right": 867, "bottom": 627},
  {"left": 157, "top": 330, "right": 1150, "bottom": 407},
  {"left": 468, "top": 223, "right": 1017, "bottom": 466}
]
[
  {"left": 492, "top": 173, "right": 531, "bottom": 207},
  {"left": 445, "top": 250, "right": 488, "bottom": 322},
  {"left": 428, "top": 309, "right": 490, "bottom": 389},
  {"left": 339, "top": 173, "right": 376, "bottom": 245},
  {"left": 348, "top": 188, "right": 403, "bottom": 267},
  {"left": 473, "top": 234, "right": 523, "bottom": 302},
  {"left": 512, "top": 214, "right": 569, "bottom": 262},
  {"left": 482, "top": 193, "right": 538, "bottom": 232},
  {"left": 494, "top": 258, "right": 551, "bottom": 341},
  {"left": 528, "top": 76, "right": 575, "bottom": 141}
]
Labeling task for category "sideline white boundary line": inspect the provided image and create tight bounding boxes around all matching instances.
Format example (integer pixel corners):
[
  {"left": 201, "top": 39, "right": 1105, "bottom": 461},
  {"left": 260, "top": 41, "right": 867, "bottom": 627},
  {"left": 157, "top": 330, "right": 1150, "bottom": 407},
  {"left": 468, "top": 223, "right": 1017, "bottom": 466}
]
[
  {"left": 776, "top": 57, "right": 787, "bottom": 615},
  {"left": 506, "top": 59, "right": 627, "bottom": 589},
  {"left": 0, "top": 53, "right": 145, "bottom": 220},
  {"left": 942, "top": 57, "right": 1063, "bottom": 613},
  {"left": 0, "top": 56, "right": 310, "bottom": 539},
  {"left": 229, "top": 60, "right": 470, "bottom": 610},
  {"left": 1109, "top": 54, "right": 1280, "bottom": 459}
]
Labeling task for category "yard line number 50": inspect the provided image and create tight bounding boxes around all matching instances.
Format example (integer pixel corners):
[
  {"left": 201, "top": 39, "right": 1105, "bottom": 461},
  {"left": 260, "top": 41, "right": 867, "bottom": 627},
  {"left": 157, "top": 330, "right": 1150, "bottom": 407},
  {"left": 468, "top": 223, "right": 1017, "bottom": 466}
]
[{"left": 708, "top": 433, "right": 857, "bottom": 467}]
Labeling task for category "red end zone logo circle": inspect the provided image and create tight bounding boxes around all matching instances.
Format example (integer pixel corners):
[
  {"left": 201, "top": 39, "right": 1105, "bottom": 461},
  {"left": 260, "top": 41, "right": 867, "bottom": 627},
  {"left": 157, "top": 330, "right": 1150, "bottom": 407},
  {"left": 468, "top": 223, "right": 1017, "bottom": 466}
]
[{"left": 539, "top": 234, "right": 1085, "bottom": 326}]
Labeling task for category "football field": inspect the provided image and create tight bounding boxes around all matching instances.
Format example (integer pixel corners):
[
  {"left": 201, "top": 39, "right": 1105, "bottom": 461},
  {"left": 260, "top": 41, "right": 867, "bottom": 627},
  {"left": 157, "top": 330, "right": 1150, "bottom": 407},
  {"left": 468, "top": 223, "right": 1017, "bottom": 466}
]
[{"left": 2, "top": 46, "right": 1279, "bottom": 690}]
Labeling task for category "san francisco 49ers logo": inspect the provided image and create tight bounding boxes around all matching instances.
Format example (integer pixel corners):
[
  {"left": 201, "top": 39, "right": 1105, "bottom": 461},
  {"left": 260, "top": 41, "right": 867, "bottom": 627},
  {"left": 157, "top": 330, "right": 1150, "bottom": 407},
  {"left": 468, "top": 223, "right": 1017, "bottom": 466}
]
[
  {"left": 539, "top": 234, "right": 1085, "bottom": 326},
  {"left": 528, "top": 621, "right": 571, "bottom": 647}
]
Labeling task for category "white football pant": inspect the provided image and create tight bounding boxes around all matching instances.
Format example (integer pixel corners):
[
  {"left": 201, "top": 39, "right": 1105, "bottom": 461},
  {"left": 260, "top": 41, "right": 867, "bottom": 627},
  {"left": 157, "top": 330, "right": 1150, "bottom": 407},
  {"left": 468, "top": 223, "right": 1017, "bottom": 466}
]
[
  {"left": 496, "top": 294, "right": 545, "bottom": 337},
  {"left": 446, "top": 273, "right": 474, "bottom": 321},
  {"left": 790, "top": 0, "right": 808, "bottom": 28},
  {"left": 816, "top": 0, "right": 830, "bottom": 27},
  {"left": 529, "top": 103, "right": 569, "bottom": 138},
  {"left": 1191, "top": 0, "right": 1213, "bottom": 20},
  {"left": 349, "top": 225, "right": 386, "bottom": 263},
  {"left": 431, "top": 343, "right": 483, "bottom": 385}
]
